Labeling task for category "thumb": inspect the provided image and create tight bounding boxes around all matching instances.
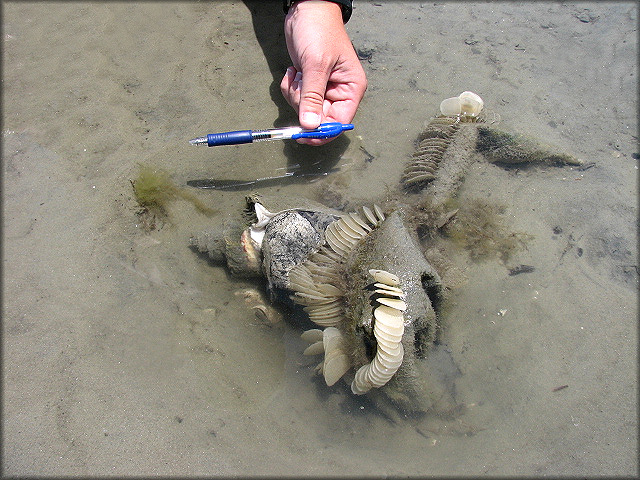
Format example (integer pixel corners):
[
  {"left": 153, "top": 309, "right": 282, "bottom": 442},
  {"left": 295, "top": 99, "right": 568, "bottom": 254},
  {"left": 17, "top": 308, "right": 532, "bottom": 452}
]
[{"left": 298, "top": 68, "right": 329, "bottom": 129}]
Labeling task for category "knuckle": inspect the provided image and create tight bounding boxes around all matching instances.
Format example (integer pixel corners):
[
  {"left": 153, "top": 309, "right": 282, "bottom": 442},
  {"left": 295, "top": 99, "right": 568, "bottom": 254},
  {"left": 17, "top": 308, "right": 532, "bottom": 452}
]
[{"left": 301, "top": 89, "right": 325, "bottom": 107}]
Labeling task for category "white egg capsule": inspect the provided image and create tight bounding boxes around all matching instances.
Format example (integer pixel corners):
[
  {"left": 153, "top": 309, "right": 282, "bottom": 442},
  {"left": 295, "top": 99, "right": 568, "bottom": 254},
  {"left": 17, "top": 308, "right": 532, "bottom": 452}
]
[
  {"left": 439, "top": 96, "right": 462, "bottom": 116},
  {"left": 458, "top": 91, "right": 484, "bottom": 116}
]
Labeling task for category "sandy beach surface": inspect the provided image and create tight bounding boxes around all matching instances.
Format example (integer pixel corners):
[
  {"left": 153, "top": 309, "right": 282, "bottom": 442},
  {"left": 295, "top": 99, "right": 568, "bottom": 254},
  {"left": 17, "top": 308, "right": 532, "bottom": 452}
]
[{"left": 2, "top": 1, "right": 637, "bottom": 476}]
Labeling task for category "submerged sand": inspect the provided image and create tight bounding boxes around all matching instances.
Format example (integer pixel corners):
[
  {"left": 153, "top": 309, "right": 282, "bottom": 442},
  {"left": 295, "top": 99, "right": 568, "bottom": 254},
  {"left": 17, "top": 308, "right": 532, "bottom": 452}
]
[{"left": 2, "top": 2, "right": 637, "bottom": 476}]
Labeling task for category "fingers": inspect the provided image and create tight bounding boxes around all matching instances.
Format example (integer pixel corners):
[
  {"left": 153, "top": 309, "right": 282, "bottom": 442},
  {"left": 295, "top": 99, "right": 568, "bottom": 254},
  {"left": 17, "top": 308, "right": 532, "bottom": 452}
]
[
  {"left": 293, "top": 71, "right": 303, "bottom": 93},
  {"left": 280, "top": 67, "right": 302, "bottom": 110}
]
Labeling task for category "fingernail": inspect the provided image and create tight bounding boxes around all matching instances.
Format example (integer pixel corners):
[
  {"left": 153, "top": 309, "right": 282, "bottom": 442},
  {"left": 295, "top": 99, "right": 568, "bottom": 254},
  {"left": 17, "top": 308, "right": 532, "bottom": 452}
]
[
  {"left": 285, "top": 67, "right": 295, "bottom": 76},
  {"left": 302, "top": 112, "right": 321, "bottom": 126},
  {"left": 294, "top": 71, "right": 302, "bottom": 82}
]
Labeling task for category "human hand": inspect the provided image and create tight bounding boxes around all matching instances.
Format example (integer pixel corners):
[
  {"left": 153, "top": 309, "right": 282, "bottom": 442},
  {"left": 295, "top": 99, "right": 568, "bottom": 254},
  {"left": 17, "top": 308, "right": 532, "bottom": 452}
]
[{"left": 281, "top": 0, "right": 367, "bottom": 145}]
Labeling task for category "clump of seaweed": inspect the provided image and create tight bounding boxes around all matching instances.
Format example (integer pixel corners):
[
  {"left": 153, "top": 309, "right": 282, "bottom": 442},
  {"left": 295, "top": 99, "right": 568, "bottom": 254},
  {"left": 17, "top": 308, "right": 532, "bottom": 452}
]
[
  {"left": 442, "top": 198, "right": 532, "bottom": 263},
  {"left": 477, "top": 126, "right": 581, "bottom": 167},
  {"left": 407, "top": 196, "right": 460, "bottom": 240},
  {"left": 131, "top": 164, "right": 216, "bottom": 229}
]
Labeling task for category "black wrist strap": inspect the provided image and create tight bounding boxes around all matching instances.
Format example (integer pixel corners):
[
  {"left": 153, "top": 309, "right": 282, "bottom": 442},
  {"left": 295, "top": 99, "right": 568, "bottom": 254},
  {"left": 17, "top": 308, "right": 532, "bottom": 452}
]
[{"left": 283, "top": 0, "right": 353, "bottom": 23}]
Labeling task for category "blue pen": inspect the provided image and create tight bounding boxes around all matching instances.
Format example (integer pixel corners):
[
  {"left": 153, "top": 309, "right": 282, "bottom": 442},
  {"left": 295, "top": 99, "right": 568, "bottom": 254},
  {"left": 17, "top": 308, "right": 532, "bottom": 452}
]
[{"left": 189, "top": 122, "right": 353, "bottom": 146}]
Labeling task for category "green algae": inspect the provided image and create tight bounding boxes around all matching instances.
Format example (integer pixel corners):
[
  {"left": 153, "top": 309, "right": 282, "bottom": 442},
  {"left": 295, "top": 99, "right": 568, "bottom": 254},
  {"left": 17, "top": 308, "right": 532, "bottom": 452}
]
[
  {"left": 132, "top": 164, "right": 216, "bottom": 218},
  {"left": 444, "top": 198, "right": 532, "bottom": 263}
]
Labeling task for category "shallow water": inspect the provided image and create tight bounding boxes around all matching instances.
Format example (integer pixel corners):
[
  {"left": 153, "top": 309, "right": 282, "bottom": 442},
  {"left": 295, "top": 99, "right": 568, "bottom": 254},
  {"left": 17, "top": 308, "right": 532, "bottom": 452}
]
[{"left": 2, "top": 1, "right": 638, "bottom": 476}]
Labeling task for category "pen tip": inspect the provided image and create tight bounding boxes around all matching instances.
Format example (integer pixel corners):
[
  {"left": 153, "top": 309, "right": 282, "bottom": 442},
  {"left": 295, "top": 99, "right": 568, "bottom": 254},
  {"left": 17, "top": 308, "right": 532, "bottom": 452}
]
[{"left": 189, "top": 137, "right": 206, "bottom": 145}]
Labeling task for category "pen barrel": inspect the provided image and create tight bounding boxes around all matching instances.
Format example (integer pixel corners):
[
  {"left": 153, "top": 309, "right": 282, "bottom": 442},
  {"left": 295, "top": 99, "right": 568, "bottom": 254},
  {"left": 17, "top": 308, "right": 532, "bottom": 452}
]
[
  {"left": 251, "top": 131, "right": 273, "bottom": 142},
  {"left": 252, "top": 127, "right": 303, "bottom": 142},
  {"left": 207, "top": 130, "right": 253, "bottom": 146}
]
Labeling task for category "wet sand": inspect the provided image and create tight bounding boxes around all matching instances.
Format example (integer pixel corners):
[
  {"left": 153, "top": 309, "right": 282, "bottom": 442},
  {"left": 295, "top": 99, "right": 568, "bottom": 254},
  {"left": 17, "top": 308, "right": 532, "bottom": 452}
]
[{"left": 2, "top": 2, "right": 637, "bottom": 476}]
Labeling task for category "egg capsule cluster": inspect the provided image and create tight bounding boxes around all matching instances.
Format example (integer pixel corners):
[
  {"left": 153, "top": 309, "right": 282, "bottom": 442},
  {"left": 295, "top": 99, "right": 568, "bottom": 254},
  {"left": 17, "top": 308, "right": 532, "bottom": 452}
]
[
  {"left": 300, "top": 268, "right": 407, "bottom": 393},
  {"left": 301, "top": 327, "right": 351, "bottom": 387},
  {"left": 401, "top": 116, "right": 460, "bottom": 189},
  {"left": 288, "top": 205, "right": 385, "bottom": 328},
  {"left": 402, "top": 91, "right": 485, "bottom": 191},
  {"left": 351, "top": 269, "right": 406, "bottom": 395}
]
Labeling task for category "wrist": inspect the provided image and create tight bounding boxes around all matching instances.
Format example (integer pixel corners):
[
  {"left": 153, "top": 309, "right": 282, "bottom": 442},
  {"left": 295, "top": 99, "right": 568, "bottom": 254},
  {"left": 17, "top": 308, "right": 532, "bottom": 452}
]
[
  {"left": 283, "top": 0, "right": 352, "bottom": 23},
  {"left": 284, "top": 1, "right": 346, "bottom": 35}
]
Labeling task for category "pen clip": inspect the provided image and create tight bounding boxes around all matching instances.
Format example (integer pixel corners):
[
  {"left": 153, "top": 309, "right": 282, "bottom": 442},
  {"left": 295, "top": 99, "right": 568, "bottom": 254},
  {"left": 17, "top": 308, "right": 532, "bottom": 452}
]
[{"left": 291, "top": 122, "right": 354, "bottom": 140}]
